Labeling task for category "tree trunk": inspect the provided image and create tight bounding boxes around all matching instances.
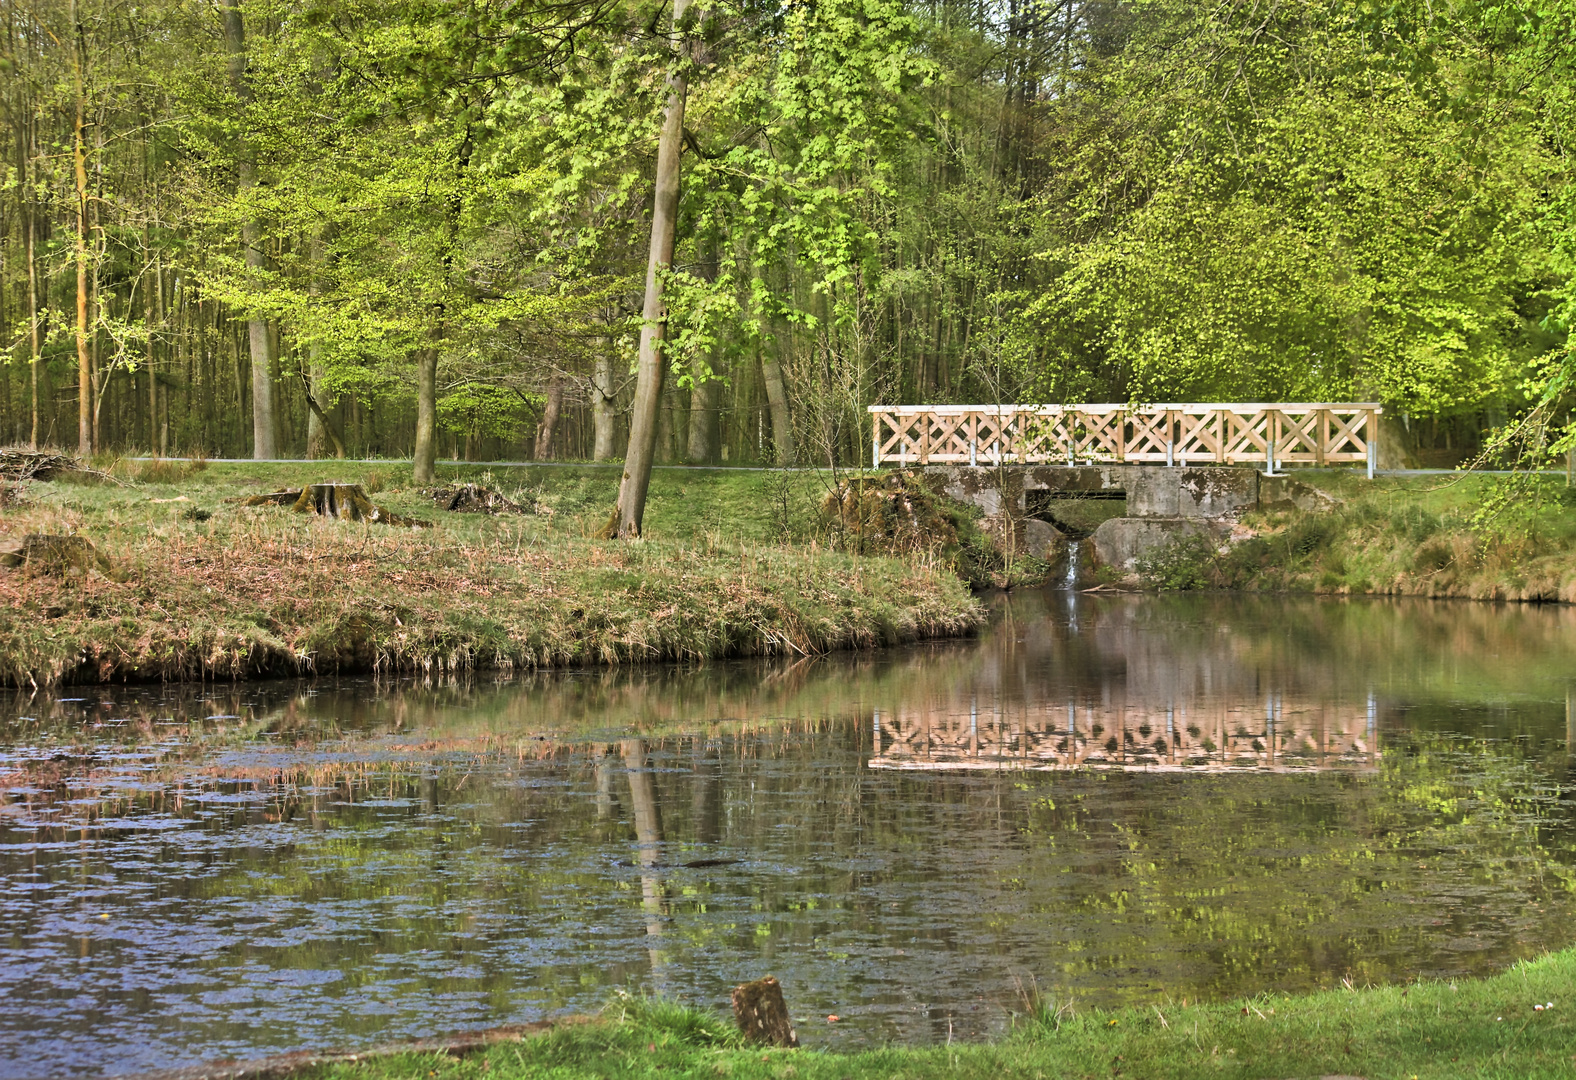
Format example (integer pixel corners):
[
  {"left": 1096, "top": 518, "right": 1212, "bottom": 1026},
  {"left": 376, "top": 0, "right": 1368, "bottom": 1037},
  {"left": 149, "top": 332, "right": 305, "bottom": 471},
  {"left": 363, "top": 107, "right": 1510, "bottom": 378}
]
[
  {"left": 686, "top": 240, "right": 721, "bottom": 465},
  {"left": 614, "top": 0, "right": 692, "bottom": 538},
  {"left": 413, "top": 348, "right": 438, "bottom": 482},
  {"left": 760, "top": 347, "right": 795, "bottom": 466},
  {"left": 655, "top": 386, "right": 675, "bottom": 463},
  {"left": 687, "top": 375, "right": 719, "bottom": 464},
  {"left": 72, "top": 0, "right": 91, "bottom": 455},
  {"left": 220, "top": 0, "right": 275, "bottom": 460},
  {"left": 143, "top": 249, "right": 157, "bottom": 452},
  {"left": 592, "top": 352, "right": 617, "bottom": 461},
  {"left": 535, "top": 377, "right": 564, "bottom": 459},
  {"left": 26, "top": 194, "right": 39, "bottom": 450},
  {"left": 304, "top": 232, "right": 342, "bottom": 458}
]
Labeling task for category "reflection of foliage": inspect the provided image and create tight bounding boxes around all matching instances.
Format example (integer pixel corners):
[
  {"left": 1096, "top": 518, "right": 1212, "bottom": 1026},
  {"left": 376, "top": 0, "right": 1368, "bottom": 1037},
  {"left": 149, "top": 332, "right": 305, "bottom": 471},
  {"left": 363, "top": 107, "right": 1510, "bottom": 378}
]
[
  {"left": 8, "top": 594, "right": 1576, "bottom": 1049},
  {"left": 1016, "top": 729, "right": 1576, "bottom": 996},
  {"left": 436, "top": 383, "right": 541, "bottom": 440}
]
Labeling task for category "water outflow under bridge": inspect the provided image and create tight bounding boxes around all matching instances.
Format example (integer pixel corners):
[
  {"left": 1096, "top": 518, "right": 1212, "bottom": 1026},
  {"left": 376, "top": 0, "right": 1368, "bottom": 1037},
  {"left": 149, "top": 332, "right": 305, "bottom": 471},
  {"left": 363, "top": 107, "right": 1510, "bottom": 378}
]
[{"left": 919, "top": 462, "right": 1333, "bottom": 575}]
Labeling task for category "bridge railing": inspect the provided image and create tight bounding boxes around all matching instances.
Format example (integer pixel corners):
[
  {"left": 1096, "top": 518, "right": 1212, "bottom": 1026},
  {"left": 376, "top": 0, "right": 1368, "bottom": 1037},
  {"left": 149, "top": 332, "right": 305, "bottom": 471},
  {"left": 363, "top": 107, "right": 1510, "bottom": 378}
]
[
  {"left": 868, "top": 403, "right": 1383, "bottom": 475},
  {"left": 867, "top": 691, "right": 1378, "bottom": 773}
]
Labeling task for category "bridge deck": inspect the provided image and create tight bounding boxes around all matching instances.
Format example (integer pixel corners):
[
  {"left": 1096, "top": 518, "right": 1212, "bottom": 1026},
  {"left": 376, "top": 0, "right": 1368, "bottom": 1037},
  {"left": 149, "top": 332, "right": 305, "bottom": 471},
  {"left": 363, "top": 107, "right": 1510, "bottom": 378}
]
[{"left": 870, "top": 403, "right": 1382, "bottom": 476}]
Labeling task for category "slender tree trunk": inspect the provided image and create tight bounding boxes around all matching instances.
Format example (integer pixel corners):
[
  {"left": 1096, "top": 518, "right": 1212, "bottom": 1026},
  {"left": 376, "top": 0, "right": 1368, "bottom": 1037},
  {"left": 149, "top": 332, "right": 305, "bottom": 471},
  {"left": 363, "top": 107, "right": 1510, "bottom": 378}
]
[
  {"left": 413, "top": 347, "right": 438, "bottom": 482},
  {"left": 687, "top": 376, "right": 719, "bottom": 464},
  {"left": 243, "top": 239, "right": 274, "bottom": 457},
  {"left": 655, "top": 386, "right": 675, "bottom": 463},
  {"left": 72, "top": 0, "right": 92, "bottom": 454},
  {"left": 220, "top": 0, "right": 275, "bottom": 459},
  {"left": 90, "top": 240, "right": 102, "bottom": 450},
  {"left": 686, "top": 241, "right": 720, "bottom": 465},
  {"left": 534, "top": 378, "right": 564, "bottom": 459},
  {"left": 592, "top": 351, "right": 617, "bottom": 461},
  {"left": 27, "top": 198, "right": 39, "bottom": 449},
  {"left": 614, "top": 0, "right": 692, "bottom": 538},
  {"left": 303, "top": 232, "right": 343, "bottom": 458},
  {"left": 760, "top": 348, "right": 795, "bottom": 466},
  {"left": 143, "top": 250, "right": 157, "bottom": 452},
  {"left": 304, "top": 360, "right": 325, "bottom": 456}
]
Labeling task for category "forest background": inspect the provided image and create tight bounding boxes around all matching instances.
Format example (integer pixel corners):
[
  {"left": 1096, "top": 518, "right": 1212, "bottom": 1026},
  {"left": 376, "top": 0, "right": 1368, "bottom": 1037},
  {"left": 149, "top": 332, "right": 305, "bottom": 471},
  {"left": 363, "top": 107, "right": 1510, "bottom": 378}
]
[{"left": 3, "top": 0, "right": 1576, "bottom": 480}]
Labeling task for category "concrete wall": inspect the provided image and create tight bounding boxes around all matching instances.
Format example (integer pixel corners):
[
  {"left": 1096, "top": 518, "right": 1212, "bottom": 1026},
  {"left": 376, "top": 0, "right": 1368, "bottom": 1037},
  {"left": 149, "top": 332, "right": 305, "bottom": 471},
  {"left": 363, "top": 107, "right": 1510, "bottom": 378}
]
[
  {"left": 921, "top": 464, "right": 1338, "bottom": 577},
  {"left": 1125, "top": 467, "right": 1258, "bottom": 519},
  {"left": 924, "top": 464, "right": 1259, "bottom": 519},
  {"left": 1090, "top": 517, "right": 1229, "bottom": 572}
]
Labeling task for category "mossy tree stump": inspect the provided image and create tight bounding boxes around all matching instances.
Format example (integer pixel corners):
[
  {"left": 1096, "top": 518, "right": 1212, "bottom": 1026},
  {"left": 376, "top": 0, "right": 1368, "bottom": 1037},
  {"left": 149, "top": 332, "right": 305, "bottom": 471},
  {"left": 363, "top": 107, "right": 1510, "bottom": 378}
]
[
  {"left": 291, "top": 483, "right": 379, "bottom": 521},
  {"left": 0, "top": 534, "right": 123, "bottom": 579},
  {"left": 242, "top": 484, "right": 419, "bottom": 526},
  {"left": 731, "top": 976, "right": 798, "bottom": 1048}
]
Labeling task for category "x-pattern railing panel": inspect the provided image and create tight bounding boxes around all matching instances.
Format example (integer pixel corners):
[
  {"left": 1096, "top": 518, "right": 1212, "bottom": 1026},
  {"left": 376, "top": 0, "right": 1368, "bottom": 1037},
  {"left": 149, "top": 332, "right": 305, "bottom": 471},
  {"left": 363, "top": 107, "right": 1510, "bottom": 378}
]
[
  {"left": 869, "top": 404, "right": 1382, "bottom": 473},
  {"left": 871, "top": 696, "right": 1377, "bottom": 772}
]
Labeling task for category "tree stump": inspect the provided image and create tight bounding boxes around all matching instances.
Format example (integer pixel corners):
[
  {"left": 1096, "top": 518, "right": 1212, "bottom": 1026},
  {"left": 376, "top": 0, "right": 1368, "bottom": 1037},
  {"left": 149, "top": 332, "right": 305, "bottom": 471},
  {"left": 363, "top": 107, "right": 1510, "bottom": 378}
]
[
  {"left": 431, "top": 483, "right": 528, "bottom": 515},
  {"left": 242, "top": 490, "right": 302, "bottom": 508},
  {"left": 0, "top": 534, "right": 123, "bottom": 579},
  {"left": 731, "top": 976, "right": 798, "bottom": 1048},
  {"left": 291, "top": 483, "right": 379, "bottom": 521},
  {"left": 241, "top": 485, "right": 423, "bottom": 526}
]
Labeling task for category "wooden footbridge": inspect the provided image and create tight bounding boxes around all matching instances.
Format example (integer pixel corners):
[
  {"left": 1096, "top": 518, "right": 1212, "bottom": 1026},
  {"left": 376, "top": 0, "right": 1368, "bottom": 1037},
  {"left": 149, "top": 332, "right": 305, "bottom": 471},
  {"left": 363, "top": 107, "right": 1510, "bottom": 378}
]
[
  {"left": 867, "top": 691, "right": 1378, "bottom": 773},
  {"left": 869, "top": 403, "right": 1382, "bottom": 476}
]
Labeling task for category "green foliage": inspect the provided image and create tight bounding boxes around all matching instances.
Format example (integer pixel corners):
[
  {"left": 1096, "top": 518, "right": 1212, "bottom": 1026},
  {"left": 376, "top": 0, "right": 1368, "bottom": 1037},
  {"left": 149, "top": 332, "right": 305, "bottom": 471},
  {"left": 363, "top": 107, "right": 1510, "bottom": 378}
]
[
  {"left": 1010, "top": 0, "right": 1557, "bottom": 416},
  {"left": 1135, "top": 534, "right": 1217, "bottom": 592},
  {"left": 437, "top": 385, "right": 539, "bottom": 440}
]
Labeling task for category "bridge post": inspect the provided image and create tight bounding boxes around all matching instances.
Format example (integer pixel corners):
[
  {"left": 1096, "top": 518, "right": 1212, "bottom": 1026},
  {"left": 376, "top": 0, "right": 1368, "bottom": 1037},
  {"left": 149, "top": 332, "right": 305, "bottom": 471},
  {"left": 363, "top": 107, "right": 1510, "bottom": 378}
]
[{"left": 1366, "top": 409, "right": 1377, "bottom": 478}]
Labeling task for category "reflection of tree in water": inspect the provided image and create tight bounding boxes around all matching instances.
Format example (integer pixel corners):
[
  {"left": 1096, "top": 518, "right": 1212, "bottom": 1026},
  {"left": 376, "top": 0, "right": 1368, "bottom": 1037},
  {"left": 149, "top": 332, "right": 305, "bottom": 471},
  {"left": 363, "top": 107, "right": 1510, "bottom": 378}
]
[
  {"left": 4, "top": 594, "right": 1576, "bottom": 1058},
  {"left": 621, "top": 740, "right": 666, "bottom": 990}
]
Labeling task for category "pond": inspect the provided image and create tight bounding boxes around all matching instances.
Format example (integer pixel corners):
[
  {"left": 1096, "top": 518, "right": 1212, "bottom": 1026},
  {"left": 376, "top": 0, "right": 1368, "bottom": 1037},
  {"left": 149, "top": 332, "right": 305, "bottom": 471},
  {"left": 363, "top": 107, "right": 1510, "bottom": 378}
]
[{"left": 3, "top": 592, "right": 1576, "bottom": 1077}]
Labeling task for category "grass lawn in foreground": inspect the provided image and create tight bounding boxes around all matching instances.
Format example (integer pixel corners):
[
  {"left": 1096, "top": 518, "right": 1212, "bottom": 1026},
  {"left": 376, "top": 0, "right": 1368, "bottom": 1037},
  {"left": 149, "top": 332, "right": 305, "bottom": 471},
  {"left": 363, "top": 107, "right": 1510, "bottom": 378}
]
[{"left": 310, "top": 948, "right": 1576, "bottom": 1080}]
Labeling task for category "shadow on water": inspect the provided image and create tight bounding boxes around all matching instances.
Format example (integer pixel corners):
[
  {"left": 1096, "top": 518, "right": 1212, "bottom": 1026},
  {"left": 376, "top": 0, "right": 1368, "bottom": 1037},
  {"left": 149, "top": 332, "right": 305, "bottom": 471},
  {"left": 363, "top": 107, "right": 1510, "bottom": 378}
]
[{"left": 3, "top": 592, "right": 1576, "bottom": 1075}]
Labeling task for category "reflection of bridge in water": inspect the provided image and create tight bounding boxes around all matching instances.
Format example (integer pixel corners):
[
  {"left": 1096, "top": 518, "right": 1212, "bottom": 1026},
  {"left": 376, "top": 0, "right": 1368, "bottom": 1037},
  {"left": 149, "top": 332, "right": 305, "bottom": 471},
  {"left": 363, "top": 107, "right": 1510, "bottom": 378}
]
[{"left": 868, "top": 691, "right": 1378, "bottom": 773}]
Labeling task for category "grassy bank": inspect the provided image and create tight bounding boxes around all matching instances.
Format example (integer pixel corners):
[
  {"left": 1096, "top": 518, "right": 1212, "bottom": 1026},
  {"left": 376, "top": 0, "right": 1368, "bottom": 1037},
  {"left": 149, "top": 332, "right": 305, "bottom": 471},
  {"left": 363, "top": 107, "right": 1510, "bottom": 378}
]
[
  {"left": 1136, "top": 469, "right": 1576, "bottom": 602},
  {"left": 296, "top": 948, "right": 1576, "bottom": 1080},
  {"left": 0, "top": 459, "right": 982, "bottom": 686}
]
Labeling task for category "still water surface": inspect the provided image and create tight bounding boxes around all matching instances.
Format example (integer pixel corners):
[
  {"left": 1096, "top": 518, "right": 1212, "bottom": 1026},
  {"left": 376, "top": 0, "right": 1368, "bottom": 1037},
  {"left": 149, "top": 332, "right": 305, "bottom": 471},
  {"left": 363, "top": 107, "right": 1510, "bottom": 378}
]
[{"left": 3, "top": 592, "right": 1576, "bottom": 1076}]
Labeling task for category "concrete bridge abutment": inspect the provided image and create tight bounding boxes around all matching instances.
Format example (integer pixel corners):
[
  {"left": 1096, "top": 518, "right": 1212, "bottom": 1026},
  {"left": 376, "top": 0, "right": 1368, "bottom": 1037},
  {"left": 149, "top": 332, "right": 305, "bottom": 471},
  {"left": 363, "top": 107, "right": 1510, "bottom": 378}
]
[{"left": 920, "top": 464, "right": 1331, "bottom": 574}]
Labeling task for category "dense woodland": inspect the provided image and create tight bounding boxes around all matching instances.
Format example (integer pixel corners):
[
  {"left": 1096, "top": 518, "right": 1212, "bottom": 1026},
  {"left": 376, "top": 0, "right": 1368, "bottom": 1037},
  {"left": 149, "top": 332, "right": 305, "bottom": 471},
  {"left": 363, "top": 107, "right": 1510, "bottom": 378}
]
[{"left": 2, "top": 0, "right": 1574, "bottom": 473}]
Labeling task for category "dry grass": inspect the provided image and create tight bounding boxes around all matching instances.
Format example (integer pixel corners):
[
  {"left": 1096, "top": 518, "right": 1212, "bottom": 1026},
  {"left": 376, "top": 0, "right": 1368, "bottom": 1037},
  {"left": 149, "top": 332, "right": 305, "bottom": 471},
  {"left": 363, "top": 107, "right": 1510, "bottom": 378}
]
[{"left": 0, "top": 466, "right": 982, "bottom": 687}]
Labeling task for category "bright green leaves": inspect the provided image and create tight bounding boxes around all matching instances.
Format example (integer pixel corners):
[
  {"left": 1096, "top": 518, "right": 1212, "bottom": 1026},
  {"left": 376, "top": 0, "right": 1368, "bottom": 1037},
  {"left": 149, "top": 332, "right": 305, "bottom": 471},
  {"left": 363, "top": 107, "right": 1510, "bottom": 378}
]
[{"left": 1009, "top": 0, "right": 1556, "bottom": 417}]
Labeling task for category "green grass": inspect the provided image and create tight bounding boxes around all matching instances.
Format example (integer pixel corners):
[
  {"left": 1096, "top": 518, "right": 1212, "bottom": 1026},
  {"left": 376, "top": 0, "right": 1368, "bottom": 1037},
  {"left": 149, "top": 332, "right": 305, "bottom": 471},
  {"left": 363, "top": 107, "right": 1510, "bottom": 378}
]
[
  {"left": 1139, "top": 470, "right": 1576, "bottom": 601},
  {"left": 0, "top": 459, "right": 982, "bottom": 686},
  {"left": 306, "top": 949, "right": 1576, "bottom": 1080}
]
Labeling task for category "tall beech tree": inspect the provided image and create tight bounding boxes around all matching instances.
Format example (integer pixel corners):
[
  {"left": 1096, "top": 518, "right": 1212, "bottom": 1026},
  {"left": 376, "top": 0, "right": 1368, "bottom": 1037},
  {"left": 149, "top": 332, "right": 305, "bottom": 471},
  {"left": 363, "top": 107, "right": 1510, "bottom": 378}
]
[{"left": 613, "top": 0, "right": 692, "bottom": 538}]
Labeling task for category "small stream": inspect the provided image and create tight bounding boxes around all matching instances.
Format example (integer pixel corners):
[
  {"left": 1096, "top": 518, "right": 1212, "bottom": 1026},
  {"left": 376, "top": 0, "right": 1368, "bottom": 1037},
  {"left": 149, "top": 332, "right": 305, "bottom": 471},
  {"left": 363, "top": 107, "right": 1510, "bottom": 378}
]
[{"left": 3, "top": 592, "right": 1576, "bottom": 1076}]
